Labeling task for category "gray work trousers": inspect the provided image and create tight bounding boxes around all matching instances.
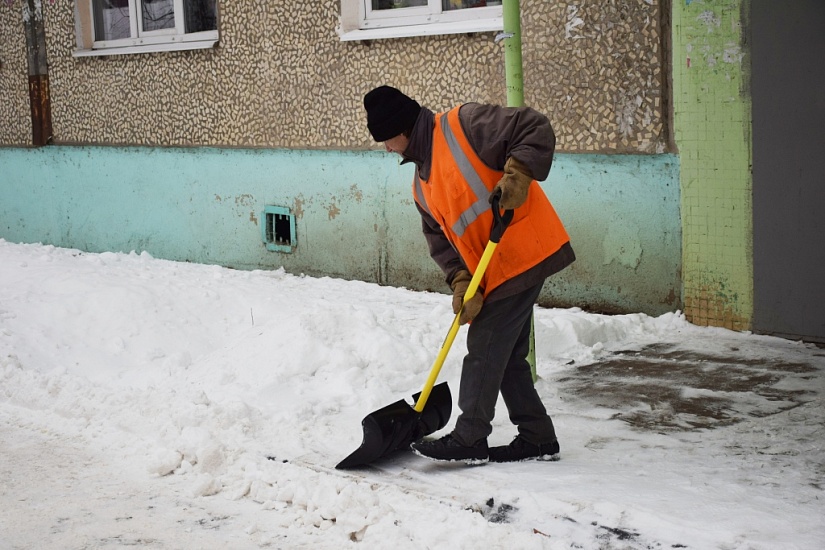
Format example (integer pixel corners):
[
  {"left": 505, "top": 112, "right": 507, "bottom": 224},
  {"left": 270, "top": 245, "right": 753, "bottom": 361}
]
[{"left": 452, "top": 282, "right": 558, "bottom": 447}]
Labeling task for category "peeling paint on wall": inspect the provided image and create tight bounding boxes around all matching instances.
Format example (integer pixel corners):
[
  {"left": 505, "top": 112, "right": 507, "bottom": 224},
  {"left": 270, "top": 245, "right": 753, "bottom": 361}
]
[
  {"left": 21, "top": 0, "right": 43, "bottom": 23},
  {"left": 697, "top": 10, "right": 721, "bottom": 31},
  {"left": 293, "top": 197, "right": 306, "bottom": 220},
  {"left": 565, "top": 5, "right": 584, "bottom": 39},
  {"left": 348, "top": 184, "right": 364, "bottom": 204},
  {"left": 326, "top": 199, "right": 340, "bottom": 220},
  {"left": 234, "top": 194, "right": 254, "bottom": 207},
  {"left": 602, "top": 217, "right": 643, "bottom": 270},
  {"left": 722, "top": 44, "right": 743, "bottom": 64}
]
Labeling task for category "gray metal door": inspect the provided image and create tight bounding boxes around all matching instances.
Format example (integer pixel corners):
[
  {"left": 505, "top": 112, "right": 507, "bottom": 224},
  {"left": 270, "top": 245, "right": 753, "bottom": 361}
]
[{"left": 751, "top": 1, "right": 825, "bottom": 343}]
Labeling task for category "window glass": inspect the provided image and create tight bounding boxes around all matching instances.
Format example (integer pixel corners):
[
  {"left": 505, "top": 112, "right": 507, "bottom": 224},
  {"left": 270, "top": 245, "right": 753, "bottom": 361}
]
[
  {"left": 372, "top": 0, "right": 426, "bottom": 9},
  {"left": 142, "top": 0, "right": 175, "bottom": 32},
  {"left": 444, "top": 0, "right": 493, "bottom": 9},
  {"left": 184, "top": 0, "right": 218, "bottom": 33},
  {"left": 370, "top": 1, "right": 493, "bottom": 10},
  {"left": 93, "top": 0, "right": 131, "bottom": 41}
]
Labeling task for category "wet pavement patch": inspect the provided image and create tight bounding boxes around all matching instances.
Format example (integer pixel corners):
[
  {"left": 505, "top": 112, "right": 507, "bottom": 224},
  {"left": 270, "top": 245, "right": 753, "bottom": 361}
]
[{"left": 557, "top": 343, "right": 820, "bottom": 432}]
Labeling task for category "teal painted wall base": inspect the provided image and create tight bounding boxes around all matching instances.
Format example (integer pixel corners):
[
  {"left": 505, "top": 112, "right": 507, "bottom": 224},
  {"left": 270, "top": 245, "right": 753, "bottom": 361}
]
[{"left": 0, "top": 146, "right": 680, "bottom": 315}]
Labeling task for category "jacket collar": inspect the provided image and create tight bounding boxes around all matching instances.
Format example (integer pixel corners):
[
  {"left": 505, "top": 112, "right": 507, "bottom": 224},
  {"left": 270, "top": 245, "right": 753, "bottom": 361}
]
[{"left": 401, "top": 107, "right": 435, "bottom": 181}]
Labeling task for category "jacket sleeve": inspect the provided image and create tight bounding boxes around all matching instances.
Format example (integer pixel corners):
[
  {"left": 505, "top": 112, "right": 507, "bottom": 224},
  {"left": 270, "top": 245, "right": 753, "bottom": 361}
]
[
  {"left": 458, "top": 102, "right": 556, "bottom": 181},
  {"left": 415, "top": 202, "right": 467, "bottom": 287}
]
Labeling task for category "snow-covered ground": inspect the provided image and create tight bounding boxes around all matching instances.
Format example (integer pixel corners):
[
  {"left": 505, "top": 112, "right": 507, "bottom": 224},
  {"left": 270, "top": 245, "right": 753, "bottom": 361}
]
[{"left": 1, "top": 239, "right": 822, "bottom": 549}]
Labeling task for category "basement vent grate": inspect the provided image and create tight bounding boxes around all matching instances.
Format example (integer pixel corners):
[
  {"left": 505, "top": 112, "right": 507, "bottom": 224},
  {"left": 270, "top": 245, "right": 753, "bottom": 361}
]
[{"left": 262, "top": 205, "right": 296, "bottom": 253}]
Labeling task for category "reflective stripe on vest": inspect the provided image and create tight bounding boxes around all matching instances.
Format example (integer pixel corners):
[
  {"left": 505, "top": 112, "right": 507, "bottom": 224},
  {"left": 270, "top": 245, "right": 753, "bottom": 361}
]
[
  {"left": 414, "top": 113, "right": 490, "bottom": 238},
  {"left": 413, "top": 171, "right": 432, "bottom": 218},
  {"left": 439, "top": 113, "right": 490, "bottom": 237}
]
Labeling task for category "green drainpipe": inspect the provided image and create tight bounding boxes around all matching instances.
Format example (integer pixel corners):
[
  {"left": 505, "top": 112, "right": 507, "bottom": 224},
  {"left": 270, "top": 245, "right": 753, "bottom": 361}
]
[
  {"left": 499, "top": 0, "right": 536, "bottom": 383},
  {"left": 501, "top": 0, "right": 524, "bottom": 108}
]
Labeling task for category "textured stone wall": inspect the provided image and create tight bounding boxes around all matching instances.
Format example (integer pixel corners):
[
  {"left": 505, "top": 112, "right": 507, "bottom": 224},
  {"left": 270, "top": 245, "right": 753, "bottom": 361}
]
[
  {"left": 0, "top": 1, "right": 31, "bottom": 145},
  {"left": 1, "top": 0, "right": 667, "bottom": 152}
]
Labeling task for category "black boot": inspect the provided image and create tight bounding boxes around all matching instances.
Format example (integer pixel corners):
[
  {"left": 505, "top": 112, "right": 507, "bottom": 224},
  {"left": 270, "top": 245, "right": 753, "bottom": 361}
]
[
  {"left": 411, "top": 433, "right": 489, "bottom": 465},
  {"left": 488, "top": 435, "right": 560, "bottom": 463}
]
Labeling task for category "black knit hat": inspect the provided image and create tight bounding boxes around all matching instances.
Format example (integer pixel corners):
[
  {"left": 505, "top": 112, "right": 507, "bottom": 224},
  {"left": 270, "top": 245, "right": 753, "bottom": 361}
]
[{"left": 363, "top": 86, "right": 421, "bottom": 142}]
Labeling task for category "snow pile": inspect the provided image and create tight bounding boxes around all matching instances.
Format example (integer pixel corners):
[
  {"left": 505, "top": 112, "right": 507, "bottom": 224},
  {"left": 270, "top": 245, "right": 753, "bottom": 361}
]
[{"left": 1, "top": 239, "right": 823, "bottom": 549}]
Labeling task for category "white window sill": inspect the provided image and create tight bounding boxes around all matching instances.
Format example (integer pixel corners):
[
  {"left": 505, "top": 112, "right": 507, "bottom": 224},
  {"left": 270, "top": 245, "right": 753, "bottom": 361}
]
[
  {"left": 73, "top": 38, "right": 217, "bottom": 58},
  {"left": 337, "top": 17, "right": 503, "bottom": 42}
]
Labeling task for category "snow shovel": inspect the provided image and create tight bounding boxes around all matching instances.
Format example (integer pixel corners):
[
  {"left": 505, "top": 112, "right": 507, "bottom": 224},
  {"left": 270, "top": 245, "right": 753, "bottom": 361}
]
[{"left": 336, "top": 194, "right": 513, "bottom": 469}]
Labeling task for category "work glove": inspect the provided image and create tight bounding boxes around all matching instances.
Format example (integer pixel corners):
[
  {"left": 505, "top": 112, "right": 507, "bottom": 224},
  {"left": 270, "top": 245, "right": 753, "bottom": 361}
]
[
  {"left": 451, "top": 269, "right": 483, "bottom": 325},
  {"left": 490, "top": 156, "right": 533, "bottom": 210}
]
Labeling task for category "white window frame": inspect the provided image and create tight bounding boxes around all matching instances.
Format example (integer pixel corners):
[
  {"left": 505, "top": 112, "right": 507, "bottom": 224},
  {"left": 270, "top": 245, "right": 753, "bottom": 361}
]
[
  {"left": 338, "top": 0, "right": 503, "bottom": 42},
  {"left": 73, "top": 0, "right": 218, "bottom": 58}
]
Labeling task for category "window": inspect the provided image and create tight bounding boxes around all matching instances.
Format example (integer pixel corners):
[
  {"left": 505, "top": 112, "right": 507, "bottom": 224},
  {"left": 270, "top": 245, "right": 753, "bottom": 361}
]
[
  {"left": 73, "top": 0, "right": 218, "bottom": 57},
  {"left": 338, "top": 0, "right": 503, "bottom": 41}
]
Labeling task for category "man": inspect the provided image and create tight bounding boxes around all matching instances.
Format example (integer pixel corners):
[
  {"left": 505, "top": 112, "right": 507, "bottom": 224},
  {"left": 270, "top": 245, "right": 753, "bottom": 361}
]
[{"left": 363, "top": 85, "right": 575, "bottom": 464}]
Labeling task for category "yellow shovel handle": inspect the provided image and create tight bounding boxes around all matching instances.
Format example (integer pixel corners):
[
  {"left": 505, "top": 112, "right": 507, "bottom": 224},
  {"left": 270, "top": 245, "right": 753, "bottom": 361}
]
[{"left": 413, "top": 239, "right": 499, "bottom": 413}]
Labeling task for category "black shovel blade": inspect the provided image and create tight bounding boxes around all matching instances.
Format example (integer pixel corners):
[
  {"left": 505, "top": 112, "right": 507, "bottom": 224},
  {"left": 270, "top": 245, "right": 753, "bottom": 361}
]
[
  {"left": 410, "top": 382, "right": 452, "bottom": 441},
  {"left": 336, "top": 382, "right": 452, "bottom": 469}
]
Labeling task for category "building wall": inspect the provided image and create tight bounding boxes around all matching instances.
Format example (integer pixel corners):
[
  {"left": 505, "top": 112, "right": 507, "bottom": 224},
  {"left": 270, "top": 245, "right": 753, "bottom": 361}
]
[
  {"left": 0, "top": 1, "right": 681, "bottom": 316},
  {"left": 0, "top": 146, "right": 681, "bottom": 315},
  {"left": 1, "top": 1, "right": 667, "bottom": 153},
  {"left": 672, "top": 0, "right": 752, "bottom": 330}
]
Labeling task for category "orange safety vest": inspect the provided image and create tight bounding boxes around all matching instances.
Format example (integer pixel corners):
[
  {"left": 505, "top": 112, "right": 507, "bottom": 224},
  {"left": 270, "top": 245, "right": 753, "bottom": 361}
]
[{"left": 413, "top": 106, "right": 570, "bottom": 295}]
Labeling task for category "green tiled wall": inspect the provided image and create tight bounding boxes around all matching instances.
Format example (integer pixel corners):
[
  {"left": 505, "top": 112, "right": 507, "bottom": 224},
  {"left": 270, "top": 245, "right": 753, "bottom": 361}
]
[{"left": 673, "top": 0, "right": 752, "bottom": 330}]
